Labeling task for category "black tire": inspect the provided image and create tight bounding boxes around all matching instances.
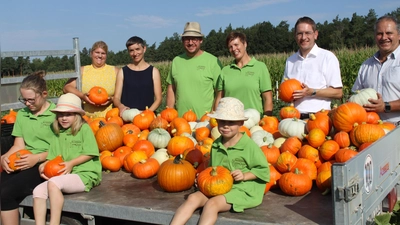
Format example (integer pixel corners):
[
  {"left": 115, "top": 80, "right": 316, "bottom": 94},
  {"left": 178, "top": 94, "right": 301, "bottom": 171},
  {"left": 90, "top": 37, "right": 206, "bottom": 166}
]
[{"left": 59, "top": 212, "right": 86, "bottom": 225}]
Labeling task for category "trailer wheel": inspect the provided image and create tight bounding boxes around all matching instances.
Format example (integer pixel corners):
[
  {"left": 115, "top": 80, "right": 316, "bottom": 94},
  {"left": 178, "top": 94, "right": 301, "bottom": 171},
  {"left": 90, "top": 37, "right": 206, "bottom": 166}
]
[{"left": 60, "top": 212, "right": 85, "bottom": 225}]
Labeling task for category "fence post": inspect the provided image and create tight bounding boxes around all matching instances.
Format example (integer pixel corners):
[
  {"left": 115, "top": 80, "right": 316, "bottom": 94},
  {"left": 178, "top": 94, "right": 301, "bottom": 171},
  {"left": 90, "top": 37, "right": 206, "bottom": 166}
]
[{"left": 73, "top": 37, "right": 81, "bottom": 91}]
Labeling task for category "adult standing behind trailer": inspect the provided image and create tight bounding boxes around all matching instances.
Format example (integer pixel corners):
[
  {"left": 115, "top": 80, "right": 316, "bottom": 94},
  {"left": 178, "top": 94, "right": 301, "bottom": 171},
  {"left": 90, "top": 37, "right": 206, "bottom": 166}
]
[
  {"left": 352, "top": 15, "right": 400, "bottom": 124},
  {"left": 0, "top": 71, "right": 56, "bottom": 225},
  {"left": 166, "top": 22, "right": 222, "bottom": 118},
  {"left": 283, "top": 16, "right": 343, "bottom": 119},
  {"left": 63, "top": 41, "right": 119, "bottom": 118},
  {"left": 113, "top": 36, "right": 162, "bottom": 115},
  {"left": 214, "top": 31, "right": 273, "bottom": 116}
]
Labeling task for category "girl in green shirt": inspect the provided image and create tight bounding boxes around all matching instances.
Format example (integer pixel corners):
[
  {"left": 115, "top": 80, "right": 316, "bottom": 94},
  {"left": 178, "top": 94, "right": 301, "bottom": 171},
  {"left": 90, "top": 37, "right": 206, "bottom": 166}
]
[{"left": 32, "top": 93, "right": 101, "bottom": 225}]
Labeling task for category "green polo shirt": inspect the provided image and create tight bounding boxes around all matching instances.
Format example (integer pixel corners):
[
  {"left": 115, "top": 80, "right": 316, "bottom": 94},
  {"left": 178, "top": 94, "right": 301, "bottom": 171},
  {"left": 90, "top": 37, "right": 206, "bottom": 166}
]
[
  {"left": 217, "top": 57, "right": 272, "bottom": 114},
  {"left": 210, "top": 133, "right": 269, "bottom": 212},
  {"left": 12, "top": 101, "right": 56, "bottom": 154},
  {"left": 166, "top": 51, "right": 222, "bottom": 118},
  {"left": 47, "top": 123, "right": 102, "bottom": 191}
]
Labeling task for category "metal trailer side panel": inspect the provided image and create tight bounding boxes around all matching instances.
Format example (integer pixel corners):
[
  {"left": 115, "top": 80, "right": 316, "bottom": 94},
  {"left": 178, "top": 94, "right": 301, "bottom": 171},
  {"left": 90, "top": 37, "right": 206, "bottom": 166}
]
[{"left": 333, "top": 127, "right": 400, "bottom": 224}]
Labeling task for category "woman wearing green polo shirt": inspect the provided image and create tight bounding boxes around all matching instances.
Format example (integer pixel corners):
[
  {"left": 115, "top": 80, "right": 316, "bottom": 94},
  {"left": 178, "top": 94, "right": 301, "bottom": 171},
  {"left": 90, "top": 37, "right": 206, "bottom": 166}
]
[
  {"left": 215, "top": 31, "right": 274, "bottom": 116},
  {"left": 1, "top": 71, "right": 56, "bottom": 225}
]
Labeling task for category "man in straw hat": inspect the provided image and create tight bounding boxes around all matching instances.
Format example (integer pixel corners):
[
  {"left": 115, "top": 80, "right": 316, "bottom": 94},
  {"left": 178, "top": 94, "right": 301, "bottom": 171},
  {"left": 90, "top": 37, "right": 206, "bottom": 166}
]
[
  {"left": 166, "top": 22, "right": 222, "bottom": 118},
  {"left": 170, "top": 97, "right": 269, "bottom": 225}
]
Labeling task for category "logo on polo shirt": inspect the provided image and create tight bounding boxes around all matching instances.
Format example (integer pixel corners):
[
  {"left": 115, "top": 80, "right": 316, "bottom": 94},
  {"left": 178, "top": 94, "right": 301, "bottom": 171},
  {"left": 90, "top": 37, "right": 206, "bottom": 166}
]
[{"left": 245, "top": 71, "right": 254, "bottom": 76}]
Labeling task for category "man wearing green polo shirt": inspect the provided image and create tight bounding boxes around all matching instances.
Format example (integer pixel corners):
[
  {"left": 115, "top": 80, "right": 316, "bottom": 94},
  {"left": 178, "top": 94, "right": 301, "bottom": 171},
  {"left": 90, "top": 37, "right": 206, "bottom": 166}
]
[
  {"left": 166, "top": 22, "right": 222, "bottom": 118},
  {"left": 215, "top": 31, "right": 273, "bottom": 116}
]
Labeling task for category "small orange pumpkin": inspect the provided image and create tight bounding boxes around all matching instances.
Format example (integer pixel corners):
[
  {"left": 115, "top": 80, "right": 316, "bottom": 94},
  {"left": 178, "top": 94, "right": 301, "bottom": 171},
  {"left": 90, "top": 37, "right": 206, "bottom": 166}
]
[
  {"left": 197, "top": 166, "right": 233, "bottom": 197},
  {"left": 279, "top": 78, "right": 303, "bottom": 103},
  {"left": 132, "top": 158, "right": 160, "bottom": 179},
  {"left": 8, "top": 149, "right": 32, "bottom": 170},
  {"left": 88, "top": 86, "right": 108, "bottom": 105},
  {"left": 43, "top": 155, "right": 65, "bottom": 178}
]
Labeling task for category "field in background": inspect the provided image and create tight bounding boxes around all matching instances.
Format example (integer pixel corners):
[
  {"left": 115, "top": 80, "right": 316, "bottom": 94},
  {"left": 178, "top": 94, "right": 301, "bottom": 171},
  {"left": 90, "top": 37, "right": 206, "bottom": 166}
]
[{"left": 22, "top": 47, "right": 377, "bottom": 117}]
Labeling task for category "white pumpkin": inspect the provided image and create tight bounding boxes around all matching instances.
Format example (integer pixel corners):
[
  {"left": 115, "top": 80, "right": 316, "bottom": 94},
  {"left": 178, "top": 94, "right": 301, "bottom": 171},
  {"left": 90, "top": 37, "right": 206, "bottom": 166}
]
[
  {"left": 243, "top": 108, "right": 261, "bottom": 129},
  {"left": 147, "top": 128, "right": 171, "bottom": 149},
  {"left": 150, "top": 148, "right": 170, "bottom": 165},
  {"left": 122, "top": 108, "right": 140, "bottom": 122},
  {"left": 250, "top": 125, "right": 264, "bottom": 135},
  {"left": 273, "top": 137, "right": 287, "bottom": 148},
  {"left": 251, "top": 130, "right": 274, "bottom": 147},
  {"left": 278, "top": 118, "right": 307, "bottom": 140},
  {"left": 348, "top": 88, "right": 378, "bottom": 106},
  {"left": 211, "top": 126, "right": 221, "bottom": 140},
  {"left": 194, "top": 121, "right": 211, "bottom": 130}
]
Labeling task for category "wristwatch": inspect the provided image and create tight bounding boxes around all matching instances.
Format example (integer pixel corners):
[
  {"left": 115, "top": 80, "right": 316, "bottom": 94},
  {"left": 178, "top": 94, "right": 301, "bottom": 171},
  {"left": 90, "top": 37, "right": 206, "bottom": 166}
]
[
  {"left": 311, "top": 89, "right": 316, "bottom": 96},
  {"left": 384, "top": 102, "right": 391, "bottom": 113}
]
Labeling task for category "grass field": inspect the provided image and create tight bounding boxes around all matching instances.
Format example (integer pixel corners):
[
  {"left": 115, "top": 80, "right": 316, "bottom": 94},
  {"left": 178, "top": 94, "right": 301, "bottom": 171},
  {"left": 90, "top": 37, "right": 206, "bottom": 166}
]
[{"left": 3, "top": 47, "right": 376, "bottom": 117}]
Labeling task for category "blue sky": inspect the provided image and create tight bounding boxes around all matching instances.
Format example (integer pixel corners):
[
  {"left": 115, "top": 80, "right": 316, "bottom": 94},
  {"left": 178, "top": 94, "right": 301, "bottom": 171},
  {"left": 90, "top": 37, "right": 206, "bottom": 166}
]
[{"left": 0, "top": 0, "right": 398, "bottom": 53}]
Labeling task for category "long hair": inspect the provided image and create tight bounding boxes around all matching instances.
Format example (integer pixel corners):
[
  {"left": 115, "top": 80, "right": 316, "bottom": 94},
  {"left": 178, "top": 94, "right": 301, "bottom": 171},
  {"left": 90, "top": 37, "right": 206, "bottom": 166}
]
[{"left": 52, "top": 113, "right": 85, "bottom": 136}]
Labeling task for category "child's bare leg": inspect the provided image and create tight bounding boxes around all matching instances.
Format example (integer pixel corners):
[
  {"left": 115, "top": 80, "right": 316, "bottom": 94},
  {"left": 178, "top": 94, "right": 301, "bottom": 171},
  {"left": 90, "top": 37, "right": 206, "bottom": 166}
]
[
  {"left": 198, "top": 195, "right": 231, "bottom": 225},
  {"left": 47, "top": 181, "right": 64, "bottom": 225},
  {"left": 170, "top": 191, "right": 208, "bottom": 225},
  {"left": 33, "top": 198, "right": 48, "bottom": 225}
]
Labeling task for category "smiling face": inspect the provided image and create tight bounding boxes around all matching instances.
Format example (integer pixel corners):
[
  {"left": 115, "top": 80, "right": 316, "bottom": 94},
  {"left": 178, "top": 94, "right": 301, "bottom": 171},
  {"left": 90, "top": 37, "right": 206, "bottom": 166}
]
[
  {"left": 182, "top": 36, "right": 203, "bottom": 57},
  {"left": 228, "top": 37, "right": 247, "bottom": 61},
  {"left": 91, "top": 47, "right": 107, "bottom": 68},
  {"left": 56, "top": 112, "right": 77, "bottom": 129},
  {"left": 128, "top": 43, "right": 146, "bottom": 64},
  {"left": 375, "top": 19, "right": 400, "bottom": 58},
  {"left": 217, "top": 120, "right": 243, "bottom": 140},
  {"left": 295, "top": 23, "right": 318, "bottom": 57},
  {"left": 19, "top": 88, "right": 47, "bottom": 114}
]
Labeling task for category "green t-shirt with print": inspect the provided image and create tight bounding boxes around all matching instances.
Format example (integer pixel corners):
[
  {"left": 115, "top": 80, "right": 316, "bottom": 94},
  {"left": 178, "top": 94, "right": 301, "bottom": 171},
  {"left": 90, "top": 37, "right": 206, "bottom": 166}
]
[
  {"left": 12, "top": 101, "right": 56, "bottom": 154},
  {"left": 210, "top": 133, "right": 269, "bottom": 212},
  {"left": 47, "top": 123, "right": 102, "bottom": 192},
  {"left": 217, "top": 57, "right": 272, "bottom": 114},
  {"left": 166, "top": 51, "right": 222, "bottom": 118}
]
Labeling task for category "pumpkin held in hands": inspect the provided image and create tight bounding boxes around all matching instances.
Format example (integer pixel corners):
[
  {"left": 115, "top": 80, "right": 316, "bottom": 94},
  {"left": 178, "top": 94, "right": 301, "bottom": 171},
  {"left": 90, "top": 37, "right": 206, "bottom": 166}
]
[
  {"left": 44, "top": 155, "right": 65, "bottom": 178},
  {"left": 8, "top": 149, "right": 32, "bottom": 170},
  {"left": 88, "top": 86, "right": 109, "bottom": 105},
  {"left": 197, "top": 166, "right": 233, "bottom": 197}
]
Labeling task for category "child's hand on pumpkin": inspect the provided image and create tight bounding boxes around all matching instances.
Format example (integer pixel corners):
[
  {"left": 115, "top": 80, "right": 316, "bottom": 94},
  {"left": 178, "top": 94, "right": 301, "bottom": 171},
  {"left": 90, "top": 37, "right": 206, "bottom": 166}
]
[{"left": 59, "top": 161, "right": 73, "bottom": 175}]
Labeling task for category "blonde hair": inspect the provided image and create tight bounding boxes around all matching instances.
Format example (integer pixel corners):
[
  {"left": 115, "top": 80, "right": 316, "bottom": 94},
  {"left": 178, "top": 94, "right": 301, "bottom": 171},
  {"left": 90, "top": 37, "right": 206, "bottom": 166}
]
[
  {"left": 91, "top": 41, "right": 108, "bottom": 53},
  {"left": 52, "top": 113, "right": 85, "bottom": 136},
  {"left": 20, "top": 70, "right": 47, "bottom": 94}
]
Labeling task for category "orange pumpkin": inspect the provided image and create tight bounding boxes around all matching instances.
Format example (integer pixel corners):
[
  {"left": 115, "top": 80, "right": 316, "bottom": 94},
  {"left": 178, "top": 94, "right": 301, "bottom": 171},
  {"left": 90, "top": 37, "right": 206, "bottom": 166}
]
[
  {"left": 95, "top": 122, "right": 124, "bottom": 152},
  {"left": 349, "top": 123, "right": 385, "bottom": 147},
  {"left": 101, "top": 155, "right": 122, "bottom": 172},
  {"left": 316, "top": 170, "right": 332, "bottom": 194},
  {"left": 133, "top": 113, "right": 155, "bottom": 131},
  {"left": 149, "top": 115, "right": 169, "bottom": 131},
  {"left": 195, "top": 127, "right": 211, "bottom": 142},
  {"left": 123, "top": 150, "right": 148, "bottom": 172},
  {"left": 121, "top": 123, "right": 141, "bottom": 136},
  {"left": 182, "top": 109, "right": 197, "bottom": 122},
  {"left": 303, "top": 128, "right": 326, "bottom": 148},
  {"left": 331, "top": 102, "right": 367, "bottom": 132},
  {"left": 259, "top": 115, "right": 279, "bottom": 133},
  {"left": 335, "top": 147, "right": 358, "bottom": 163},
  {"left": 88, "top": 86, "right": 108, "bottom": 105},
  {"left": 107, "top": 116, "right": 124, "bottom": 127},
  {"left": 105, "top": 108, "right": 120, "bottom": 120},
  {"left": 278, "top": 78, "right": 302, "bottom": 103},
  {"left": 169, "top": 117, "right": 191, "bottom": 137},
  {"left": 319, "top": 139, "right": 340, "bottom": 161},
  {"left": 366, "top": 111, "right": 380, "bottom": 124},
  {"left": 333, "top": 131, "right": 350, "bottom": 148},
  {"left": 275, "top": 151, "right": 298, "bottom": 173},
  {"left": 167, "top": 136, "right": 195, "bottom": 156},
  {"left": 261, "top": 144, "right": 280, "bottom": 166},
  {"left": 43, "top": 155, "right": 65, "bottom": 178},
  {"left": 195, "top": 137, "right": 213, "bottom": 155},
  {"left": 297, "top": 144, "right": 321, "bottom": 168},
  {"left": 160, "top": 107, "right": 178, "bottom": 123},
  {"left": 8, "top": 149, "right": 32, "bottom": 170},
  {"left": 132, "top": 158, "right": 160, "bottom": 179},
  {"left": 279, "top": 168, "right": 312, "bottom": 196},
  {"left": 197, "top": 166, "right": 233, "bottom": 197},
  {"left": 132, "top": 140, "right": 155, "bottom": 158},
  {"left": 123, "top": 133, "right": 139, "bottom": 148},
  {"left": 291, "top": 158, "right": 317, "bottom": 180},
  {"left": 306, "top": 113, "right": 331, "bottom": 136},
  {"left": 279, "top": 136, "right": 302, "bottom": 155},
  {"left": 112, "top": 146, "right": 132, "bottom": 165},
  {"left": 279, "top": 103, "right": 300, "bottom": 120},
  {"left": 89, "top": 117, "right": 107, "bottom": 134},
  {"left": 157, "top": 155, "right": 196, "bottom": 192}
]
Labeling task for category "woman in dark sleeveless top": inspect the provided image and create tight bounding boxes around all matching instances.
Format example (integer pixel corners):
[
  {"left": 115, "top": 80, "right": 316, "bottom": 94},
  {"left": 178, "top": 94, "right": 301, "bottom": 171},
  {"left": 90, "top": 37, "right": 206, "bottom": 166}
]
[{"left": 114, "top": 36, "right": 162, "bottom": 113}]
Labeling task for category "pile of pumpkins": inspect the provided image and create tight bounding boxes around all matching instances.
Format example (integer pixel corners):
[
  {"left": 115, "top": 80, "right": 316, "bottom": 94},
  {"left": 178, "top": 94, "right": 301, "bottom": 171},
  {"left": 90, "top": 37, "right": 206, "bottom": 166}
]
[
  {"left": 1, "top": 109, "right": 17, "bottom": 124},
  {"left": 87, "top": 82, "right": 395, "bottom": 197}
]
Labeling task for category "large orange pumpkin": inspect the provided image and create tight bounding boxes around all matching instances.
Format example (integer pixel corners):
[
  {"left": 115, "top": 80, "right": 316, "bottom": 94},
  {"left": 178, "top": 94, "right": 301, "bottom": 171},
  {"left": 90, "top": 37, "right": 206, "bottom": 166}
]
[
  {"left": 279, "top": 168, "right": 312, "bottom": 196},
  {"left": 8, "top": 149, "right": 32, "bottom": 170},
  {"left": 95, "top": 122, "right": 124, "bottom": 152},
  {"left": 259, "top": 115, "right": 279, "bottom": 133},
  {"left": 197, "top": 166, "right": 233, "bottom": 197},
  {"left": 331, "top": 102, "right": 367, "bottom": 132},
  {"left": 43, "top": 155, "right": 65, "bottom": 178},
  {"left": 157, "top": 155, "right": 196, "bottom": 192},
  {"left": 349, "top": 123, "right": 385, "bottom": 147},
  {"left": 88, "top": 86, "right": 108, "bottom": 105}
]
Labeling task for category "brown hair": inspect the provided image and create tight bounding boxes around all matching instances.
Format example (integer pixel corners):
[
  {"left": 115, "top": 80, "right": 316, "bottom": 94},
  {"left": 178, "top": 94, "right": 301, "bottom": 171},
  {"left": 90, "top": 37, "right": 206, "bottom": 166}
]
[
  {"left": 20, "top": 70, "right": 47, "bottom": 94},
  {"left": 91, "top": 41, "right": 108, "bottom": 53},
  {"left": 226, "top": 31, "right": 247, "bottom": 47},
  {"left": 295, "top": 16, "right": 317, "bottom": 32},
  {"left": 52, "top": 113, "right": 85, "bottom": 136}
]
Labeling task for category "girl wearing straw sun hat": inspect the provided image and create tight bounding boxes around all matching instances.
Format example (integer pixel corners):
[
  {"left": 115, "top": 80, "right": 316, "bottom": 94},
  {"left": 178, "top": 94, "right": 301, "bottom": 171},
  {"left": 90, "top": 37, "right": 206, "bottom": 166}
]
[
  {"left": 32, "top": 93, "right": 101, "bottom": 225},
  {"left": 171, "top": 97, "right": 269, "bottom": 225}
]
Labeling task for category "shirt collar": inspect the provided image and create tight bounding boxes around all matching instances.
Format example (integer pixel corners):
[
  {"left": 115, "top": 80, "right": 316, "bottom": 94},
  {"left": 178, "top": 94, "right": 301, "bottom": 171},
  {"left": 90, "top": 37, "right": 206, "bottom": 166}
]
[
  {"left": 297, "top": 44, "right": 319, "bottom": 59},
  {"left": 22, "top": 101, "right": 56, "bottom": 118},
  {"left": 373, "top": 45, "right": 400, "bottom": 62},
  {"left": 212, "top": 132, "right": 248, "bottom": 151},
  {"left": 229, "top": 57, "right": 256, "bottom": 69}
]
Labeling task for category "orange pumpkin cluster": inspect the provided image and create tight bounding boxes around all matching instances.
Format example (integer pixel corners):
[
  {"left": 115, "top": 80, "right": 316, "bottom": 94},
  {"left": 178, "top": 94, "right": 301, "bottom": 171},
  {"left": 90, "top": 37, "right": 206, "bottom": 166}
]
[
  {"left": 1, "top": 109, "right": 17, "bottom": 124},
  {"left": 263, "top": 102, "right": 393, "bottom": 196}
]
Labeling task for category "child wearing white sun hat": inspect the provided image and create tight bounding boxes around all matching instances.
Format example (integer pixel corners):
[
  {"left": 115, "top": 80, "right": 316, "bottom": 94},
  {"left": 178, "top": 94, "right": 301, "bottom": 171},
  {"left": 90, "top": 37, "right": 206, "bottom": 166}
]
[
  {"left": 171, "top": 97, "right": 269, "bottom": 225},
  {"left": 32, "top": 92, "right": 101, "bottom": 225}
]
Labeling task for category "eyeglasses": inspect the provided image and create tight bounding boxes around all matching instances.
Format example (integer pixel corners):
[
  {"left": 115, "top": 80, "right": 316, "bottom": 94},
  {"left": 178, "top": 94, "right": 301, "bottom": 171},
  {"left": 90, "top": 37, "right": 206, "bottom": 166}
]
[
  {"left": 18, "top": 94, "right": 40, "bottom": 104},
  {"left": 296, "top": 31, "right": 314, "bottom": 37},
  {"left": 183, "top": 37, "right": 201, "bottom": 43}
]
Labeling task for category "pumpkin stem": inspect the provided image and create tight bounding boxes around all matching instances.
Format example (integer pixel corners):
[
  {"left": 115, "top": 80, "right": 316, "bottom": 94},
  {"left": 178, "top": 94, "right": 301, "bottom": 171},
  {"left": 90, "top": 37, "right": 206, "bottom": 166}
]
[
  {"left": 99, "top": 120, "right": 106, "bottom": 128},
  {"left": 322, "top": 188, "right": 331, "bottom": 195},
  {"left": 210, "top": 166, "right": 218, "bottom": 176},
  {"left": 173, "top": 154, "right": 183, "bottom": 164}
]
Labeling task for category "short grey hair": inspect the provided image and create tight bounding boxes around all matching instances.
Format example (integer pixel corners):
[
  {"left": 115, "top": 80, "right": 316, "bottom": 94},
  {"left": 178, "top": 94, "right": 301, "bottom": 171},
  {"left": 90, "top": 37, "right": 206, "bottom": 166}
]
[{"left": 374, "top": 15, "right": 400, "bottom": 33}]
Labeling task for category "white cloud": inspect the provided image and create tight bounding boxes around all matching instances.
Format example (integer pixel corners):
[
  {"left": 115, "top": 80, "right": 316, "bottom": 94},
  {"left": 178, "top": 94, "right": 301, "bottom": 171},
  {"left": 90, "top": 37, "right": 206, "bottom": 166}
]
[
  {"left": 195, "top": 0, "right": 292, "bottom": 16},
  {"left": 125, "top": 15, "right": 177, "bottom": 28}
]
